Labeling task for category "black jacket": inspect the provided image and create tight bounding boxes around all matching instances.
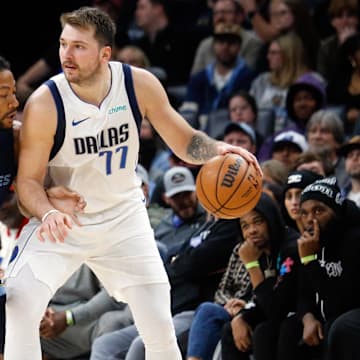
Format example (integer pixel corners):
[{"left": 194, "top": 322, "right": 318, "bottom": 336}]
[
  {"left": 165, "top": 217, "right": 240, "bottom": 315},
  {"left": 298, "top": 200, "right": 360, "bottom": 323},
  {"left": 239, "top": 193, "right": 300, "bottom": 327}
]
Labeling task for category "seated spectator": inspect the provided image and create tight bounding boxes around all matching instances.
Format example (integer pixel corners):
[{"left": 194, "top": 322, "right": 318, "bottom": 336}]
[
  {"left": 220, "top": 192, "right": 300, "bottom": 360},
  {"left": 282, "top": 169, "right": 324, "bottom": 232},
  {"left": 317, "top": 0, "right": 359, "bottom": 81},
  {"left": 327, "top": 32, "right": 360, "bottom": 135},
  {"left": 149, "top": 151, "right": 200, "bottom": 208},
  {"left": 306, "top": 109, "right": 348, "bottom": 188},
  {"left": 115, "top": 44, "right": 151, "bottom": 68},
  {"left": 260, "top": 159, "right": 289, "bottom": 186},
  {"left": 228, "top": 90, "right": 264, "bottom": 148},
  {"left": 257, "top": 72, "right": 326, "bottom": 161},
  {"left": 204, "top": 90, "right": 261, "bottom": 142},
  {"left": 154, "top": 166, "right": 207, "bottom": 253},
  {"left": 292, "top": 150, "right": 330, "bottom": 177},
  {"left": 180, "top": 23, "right": 254, "bottom": 131},
  {"left": 271, "top": 130, "right": 308, "bottom": 170},
  {"left": 130, "top": 0, "right": 198, "bottom": 86},
  {"left": 338, "top": 135, "right": 360, "bottom": 206},
  {"left": 250, "top": 32, "right": 314, "bottom": 132},
  {"left": 186, "top": 191, "right": 294, "bottom": 360},
  {"left": 277, "top": 177, "right": 360, "bottom": 360},
  {"left": 242, "top": 0, "right": 320, "bottom": 71},
  {"left": 222, "top": 122, "right": 257, "bottom": 154},
  {"left": 191, "top": 0, "right": 263, "bottom": 74},
  {"left": 115, "top": 44, "right": 168, "bottom": 85},
  {"left": 283, "top": 72, "right": 327, "bottom": 133}
]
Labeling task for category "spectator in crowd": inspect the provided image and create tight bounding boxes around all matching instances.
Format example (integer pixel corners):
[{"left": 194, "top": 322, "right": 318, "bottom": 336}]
[
  {"left": 115, "top": 44, "right": 169, "bottom": 85},
  {"left": 154, "top": 166, "right": 207, "bottom": 254},
  {"left": 271, "top": 130, "right": 308, "bottom": 170},
  {"left": 241, "top": 0, "right": 320, "bottom": 71},
  {"left": 181, "top": 23, "right": 254, "bottom": 131},
  {"left": 130, "top": 0, "right": 197, "bottom": 86},
  {"left": 260, "top": 159, "right": 288, "bottom": 186},
  {"left": 327, "top": 32, "right": 360, "bottom": 135},
  {"left": 115, "top": 44, "right": 151, "bottom": 68},
  {"left": 282, "top": 169, "right": 324, "bottom": 232},
  {"left": 260, "top": 158, "right": 288, "bottom": 206},
  {"left": 191, "top": 0, "right": 262, "bottom": 74},
  {"left": 220, "top": 192, "right": 300, "bottom": 360},
  {"left": 293, "top": 150, "right": 329, "bottom": 177},
  {"left": 257, "top": 72, "right": 326, "bottom": 161},
  {"left": 249, "top": 32, "right": 312, "bottom": 130},
  {"left": 222, "top": 122, "right": 257, "bottom": 154},
  {"left": 277, "top": 177, "right": 360, "bottom": 360},
  {"left": 306, "top": 109, "right": 348, "bottom": 188},
  {"left": 317, "top": 0, "right": 359, "bottom": 81},
  {"left": 283, "top": 72, "right": 327, "bottom": 134},
  {"left": 227, "top": 91, "right": 264, "bottom": 148},
  {"left": 148, "top": 151, "right": 201, "bottom": 209},
  {"left": 185, "top": 191, "right": 293, "bottom": 360},
  {"left": 338, "top": 135, "right": 360, "bottom": 206}
]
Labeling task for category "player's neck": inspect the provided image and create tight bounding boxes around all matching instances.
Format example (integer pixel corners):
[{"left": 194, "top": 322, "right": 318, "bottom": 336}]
[{"left": 70, "top": 66, "right": 111, "bottom": 107}]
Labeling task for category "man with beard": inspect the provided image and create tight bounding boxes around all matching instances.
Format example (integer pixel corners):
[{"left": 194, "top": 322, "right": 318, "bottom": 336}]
[
  {"left": 180, "top": 23, "right": 254, "bottom": 132},
  {"left": 338, "top": 135, "right": 360, "bottom": 207},
  {"left": 277, "top": 177, "right": 360, "bottom": 360},
  {"left": 0, "top": 57, "right": 20, "bottom": 208}
]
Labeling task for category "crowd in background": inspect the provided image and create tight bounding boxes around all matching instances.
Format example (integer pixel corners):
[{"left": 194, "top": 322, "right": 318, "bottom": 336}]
[{"left": 1, "top": 0, "right": 360, "bottom": 359}]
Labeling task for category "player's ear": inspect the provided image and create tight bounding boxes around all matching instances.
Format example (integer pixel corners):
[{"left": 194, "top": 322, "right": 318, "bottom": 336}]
[{"left": 101, "top": 46, "right": 112, "bottom": 61}]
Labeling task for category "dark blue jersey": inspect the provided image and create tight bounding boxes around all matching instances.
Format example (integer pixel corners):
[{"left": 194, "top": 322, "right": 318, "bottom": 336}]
[{"left": 0, "top": 129, "right": 16, "bottom": 206}]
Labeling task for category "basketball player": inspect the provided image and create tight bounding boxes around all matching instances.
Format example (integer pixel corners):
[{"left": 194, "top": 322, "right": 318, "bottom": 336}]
[
  {"left": 0, "top": 56, "right": 20, "bottom": 208},
  {"left": 4, "top": 6, "right": 260, "bottom": 360}
]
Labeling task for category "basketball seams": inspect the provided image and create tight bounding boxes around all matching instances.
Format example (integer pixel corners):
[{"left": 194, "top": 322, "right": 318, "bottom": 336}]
[
  {"left": 221, "top": 162, "right": 260, "bottom": 211},
  {"left": 196, "top": 154, "right": 262, "bottom": 219},
  {"left": 196, "top": 163, "right": 220, "bottom": 212},
  {"left": 215, "top": 154, "right": 228, "bottom": 207},
  {"left": 219, "top": 156, "right": 249, "bottom": 209}
]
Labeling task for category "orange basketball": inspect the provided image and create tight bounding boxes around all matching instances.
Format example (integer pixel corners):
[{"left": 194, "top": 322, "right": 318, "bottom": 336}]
[{"left": 196, "top": 153, "right": 262, "bottom": 219}]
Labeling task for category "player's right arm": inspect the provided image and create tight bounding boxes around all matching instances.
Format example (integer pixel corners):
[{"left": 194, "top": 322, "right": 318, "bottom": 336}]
[{"left": 16, "top": 85, "right": 73, "bottom": 242}]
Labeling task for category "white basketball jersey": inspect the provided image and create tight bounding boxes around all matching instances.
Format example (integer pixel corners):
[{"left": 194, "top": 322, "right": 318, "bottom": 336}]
[{"left": 47, "top": 62, "right": 144, "bottom": 214}]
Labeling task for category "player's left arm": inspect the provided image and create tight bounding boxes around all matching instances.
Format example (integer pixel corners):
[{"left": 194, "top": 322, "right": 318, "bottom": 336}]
[{"left": 132, "top": 67, "right": 260, "bottom": 173}]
